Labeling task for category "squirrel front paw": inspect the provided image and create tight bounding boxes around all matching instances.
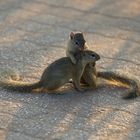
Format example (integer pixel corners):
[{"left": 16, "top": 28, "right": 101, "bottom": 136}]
[{"left": 71, "top": 58, "right": 77, "bottom": 64}]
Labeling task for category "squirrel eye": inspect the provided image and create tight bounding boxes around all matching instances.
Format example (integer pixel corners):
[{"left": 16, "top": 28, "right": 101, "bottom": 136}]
[
  {"left": 91, "top": 54, "right": 96, "bottom": 58},
  {"left": 75, "top": 41, "right": 79, "bottom": 45}
]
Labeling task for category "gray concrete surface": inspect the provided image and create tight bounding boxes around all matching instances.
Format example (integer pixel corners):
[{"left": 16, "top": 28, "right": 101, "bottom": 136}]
[{"left": 0, "top": 0, "right": 140, "bottom": 140}]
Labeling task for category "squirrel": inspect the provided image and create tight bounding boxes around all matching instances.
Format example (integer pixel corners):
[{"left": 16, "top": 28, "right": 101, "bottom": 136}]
[
  {"left": 66, "top": 31, "right": 139, "bottom": 99},
  {"left": 0, "top": 50, "right": 100, "bottom": 93},
  {"left": 66, "top": 32, "right": 97, "bottom": 87},
  {"left": 66, "top": 32, "right": 88, "bottom": 64}
]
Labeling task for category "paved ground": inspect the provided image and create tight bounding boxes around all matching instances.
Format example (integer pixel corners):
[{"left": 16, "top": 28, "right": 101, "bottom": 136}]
[{"left": 0, "top": 0, "right": 140, "bottom": 140}]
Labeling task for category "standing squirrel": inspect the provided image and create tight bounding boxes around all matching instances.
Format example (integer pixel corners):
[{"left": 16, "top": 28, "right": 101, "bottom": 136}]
[
  {"left": 66, "top": 32, "right": 97, "bottom": 87},
  {"left": 66, "top": 31, "right": 139, "bottom": 99},
  {"left": 66, "top": 32, "right": 88, "bottom": 64},
  {"left": 0, "top": 50, "right": 100, "bottom": 92}
]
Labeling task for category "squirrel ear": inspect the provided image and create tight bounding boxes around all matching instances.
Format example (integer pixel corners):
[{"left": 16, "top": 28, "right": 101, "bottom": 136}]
[
  {"left": 70, "top": 32, "right": 75, "bottom": 39},
  {"left": 82, "top": 32, "right": 86, "bottom": 36}
]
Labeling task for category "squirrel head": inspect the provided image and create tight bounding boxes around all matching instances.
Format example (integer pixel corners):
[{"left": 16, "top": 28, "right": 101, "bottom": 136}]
[
  {"left": 75, "top": 50, "right": 100, "bottom": 64},
  {"left": 69, "top": 32, "right": 86, "bottom": 51}
]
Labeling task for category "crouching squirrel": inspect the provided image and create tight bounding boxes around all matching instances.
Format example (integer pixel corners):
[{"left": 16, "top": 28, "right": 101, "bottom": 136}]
[{"left": 0, "top": 50, "right": 100, "bottom": 92}]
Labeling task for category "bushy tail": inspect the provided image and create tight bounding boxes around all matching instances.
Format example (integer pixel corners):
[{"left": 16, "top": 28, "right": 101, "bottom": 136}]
[
  {"left": 97, "top": 71, "right": 139, "bottom": 99},
  {"left": 0, "top": 80, "right": 42, "bottom": 92}
]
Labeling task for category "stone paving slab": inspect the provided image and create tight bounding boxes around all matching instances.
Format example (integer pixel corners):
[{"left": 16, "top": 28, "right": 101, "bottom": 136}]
[{"left": 0, "top": 0, "right": 140, "bottom": 140}]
